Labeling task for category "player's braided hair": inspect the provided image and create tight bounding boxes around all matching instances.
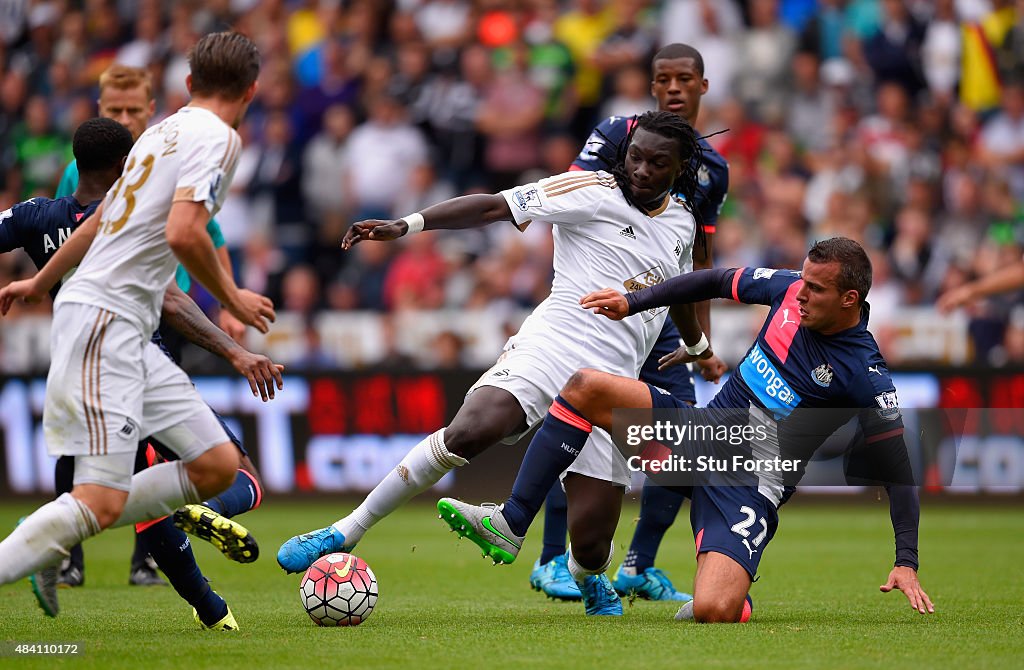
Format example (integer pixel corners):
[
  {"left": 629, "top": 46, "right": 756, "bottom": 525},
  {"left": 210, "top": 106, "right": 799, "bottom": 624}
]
[{"left": 597, "top": 110, "right": 708, "bottom": 253}]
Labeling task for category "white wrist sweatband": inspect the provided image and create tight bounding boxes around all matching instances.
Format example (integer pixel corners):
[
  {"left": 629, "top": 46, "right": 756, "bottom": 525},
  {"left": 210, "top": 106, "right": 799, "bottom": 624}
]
[
  {"left": 685, "top": 332, "right": 710, "bottom": 356},
  {"left": 401, "top": 212, "right": 425, "bottom": 235}
]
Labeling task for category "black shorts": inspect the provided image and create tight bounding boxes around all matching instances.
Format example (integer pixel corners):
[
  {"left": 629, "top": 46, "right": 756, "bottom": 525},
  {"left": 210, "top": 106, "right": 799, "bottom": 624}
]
[
  {"left": 690, "top": 485, "right": 779, "bottom": 580},
  {"left": 645, "top": 381, "right": 780, "bottom": 578}
]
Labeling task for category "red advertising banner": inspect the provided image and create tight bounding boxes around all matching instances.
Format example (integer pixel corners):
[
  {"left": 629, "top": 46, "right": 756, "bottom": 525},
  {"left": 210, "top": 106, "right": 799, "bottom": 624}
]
[{"left": 1, "top": 370, "right": 1023, "bottom": 496}]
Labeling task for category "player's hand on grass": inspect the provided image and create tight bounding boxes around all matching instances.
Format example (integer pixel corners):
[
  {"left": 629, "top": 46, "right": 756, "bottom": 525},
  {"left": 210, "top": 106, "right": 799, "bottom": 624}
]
[
  {"left": 0, "top": 277, "right": 46, "bottom": 315},
  {"left": 228, "top": 289, "right": 276, "bottom": 334},
  {"left": 580, "top": 288, "right": 629, "bottom": 319},
  {"left": 341, "top": 220, "right": 407, "bottom": 250},
  {"left": 880, "top": 566, "right": 934, "bottom": 614},
  {"left": 219, "top": 309, "right": 247, "bottom": 343},
  {"left": 229, "top": 348, "right": 284, "bottom": 401},
  {"left": 936, "top": 285, "right": 975, "bottom": 314}
]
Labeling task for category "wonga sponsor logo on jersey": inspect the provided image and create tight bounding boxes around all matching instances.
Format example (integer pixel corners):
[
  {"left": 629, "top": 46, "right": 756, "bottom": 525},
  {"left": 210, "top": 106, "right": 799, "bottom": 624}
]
[{"left": 739, "top": 343, "right": 802, "bottom": 416}]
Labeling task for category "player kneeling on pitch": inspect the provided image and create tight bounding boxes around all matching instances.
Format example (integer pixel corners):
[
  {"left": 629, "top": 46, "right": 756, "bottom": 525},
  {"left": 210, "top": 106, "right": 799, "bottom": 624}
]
[{"left": 444, "top": 238, "right": 933, "bottom": 621}]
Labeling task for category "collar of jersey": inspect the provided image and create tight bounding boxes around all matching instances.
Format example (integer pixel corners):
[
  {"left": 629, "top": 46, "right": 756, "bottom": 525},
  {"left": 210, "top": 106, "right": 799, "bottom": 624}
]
[{"left": 644, "top": 195, "right": 671, "bottom": 218}]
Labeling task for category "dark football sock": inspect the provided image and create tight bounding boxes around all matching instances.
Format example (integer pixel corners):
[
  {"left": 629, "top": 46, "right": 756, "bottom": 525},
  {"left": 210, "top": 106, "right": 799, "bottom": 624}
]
[
  {"left": 202, "top": 469, "right": 261, "bottom": 518},
  {"left": 624, "top": 480, "right": 686, "bottom": 572},
  {"left": 137, "top": 517, "right": 227, "bottom": 626},
  {"left": 539, "top": 484, "right": 569, "bottom": 565},
  {"left": 501, "top": 396, "right": 592, "bottom": 538}
]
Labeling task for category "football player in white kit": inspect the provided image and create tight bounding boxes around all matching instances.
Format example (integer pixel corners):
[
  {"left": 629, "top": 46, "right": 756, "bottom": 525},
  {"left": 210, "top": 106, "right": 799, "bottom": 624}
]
[
  {"left": 0, "top": 32, "right": 273, "bottom": 617},
  {"left": 277, "top": 111, "right": 714, "bottom": 583}
]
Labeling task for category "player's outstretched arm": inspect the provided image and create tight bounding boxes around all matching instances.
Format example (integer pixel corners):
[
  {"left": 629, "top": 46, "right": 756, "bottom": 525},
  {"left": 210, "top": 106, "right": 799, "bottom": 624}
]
[
  {"left": 341, "top": 194, "right": 513, "bottom": 250},
  {"left": 937, "top": 262, "right": 1024, "bottom": 313},
  {"left": 161, "top": 283, "right": 284, "bottom": 401},
  {"left": 166, "top": 200, "right": 275, "bottom": 333},
  {"left": 628, "top": 267, "right": 737, "bottom": 311},
  {"left": 0, "top": 204, "right": 104, "bottom": 314},
  {"left": 581, "top": 268, "right": 738, "bottom": 322},
  {"left": 879, "top": 484, "right": 934, "bottom": 614}
]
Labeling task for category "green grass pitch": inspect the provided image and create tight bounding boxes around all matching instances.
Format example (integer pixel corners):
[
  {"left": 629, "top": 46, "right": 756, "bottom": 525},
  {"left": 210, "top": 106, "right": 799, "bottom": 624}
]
[{"left": 0, "top": 498, "right": 1021, "bottom": 669}]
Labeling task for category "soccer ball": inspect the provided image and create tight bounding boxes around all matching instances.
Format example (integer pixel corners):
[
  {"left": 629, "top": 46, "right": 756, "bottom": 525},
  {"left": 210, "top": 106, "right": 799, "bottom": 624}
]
[{"left": 299, "top": 553, "right": 378, "bottom": 626}]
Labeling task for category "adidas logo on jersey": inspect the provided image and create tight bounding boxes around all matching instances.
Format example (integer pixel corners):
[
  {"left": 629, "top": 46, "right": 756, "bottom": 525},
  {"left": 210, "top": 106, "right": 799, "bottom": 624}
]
[{"left": 619, "top": 226, "right": 636, "bottom": 240}]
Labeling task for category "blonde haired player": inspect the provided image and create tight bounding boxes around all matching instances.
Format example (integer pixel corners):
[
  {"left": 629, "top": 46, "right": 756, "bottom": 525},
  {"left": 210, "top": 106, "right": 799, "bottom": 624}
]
[{"left": 0, "top": 32, "right": 272, "bottom": 617}]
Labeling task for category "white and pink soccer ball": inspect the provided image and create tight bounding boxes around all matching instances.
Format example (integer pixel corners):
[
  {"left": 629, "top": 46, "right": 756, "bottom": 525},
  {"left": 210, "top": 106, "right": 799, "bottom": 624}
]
[{"left": 299, "top": 553, "right": 378, "bottom": 626}]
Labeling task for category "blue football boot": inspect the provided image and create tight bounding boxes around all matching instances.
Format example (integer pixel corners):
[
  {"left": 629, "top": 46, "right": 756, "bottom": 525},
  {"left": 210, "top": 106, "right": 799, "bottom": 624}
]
[
  {"left": 578, "top": 573, "right": 622, "bottom": 616},
  {"left": 612, "top": 565, "right": 692, "bottom": 601},
  {"left": 276, "top": 526, "right": 352, "bottom": 573},
  {"left": 529, "top": 554, "right": 582, "bottom": 601}
]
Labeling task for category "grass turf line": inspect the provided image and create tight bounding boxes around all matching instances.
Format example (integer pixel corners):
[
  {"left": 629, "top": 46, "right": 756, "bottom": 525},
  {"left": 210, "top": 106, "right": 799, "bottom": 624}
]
[{"left": 0, "top": 500, "right": 1021, "bottom": 670}]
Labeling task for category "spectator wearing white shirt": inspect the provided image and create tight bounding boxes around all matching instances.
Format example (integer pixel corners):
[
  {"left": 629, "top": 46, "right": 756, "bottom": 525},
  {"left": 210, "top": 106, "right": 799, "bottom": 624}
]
[
  {"left": 342, "top": 94, "right": 429, "bottom": 221},
  {"left": 979, "top": 80, "right": 1024, "bottom": 201}
]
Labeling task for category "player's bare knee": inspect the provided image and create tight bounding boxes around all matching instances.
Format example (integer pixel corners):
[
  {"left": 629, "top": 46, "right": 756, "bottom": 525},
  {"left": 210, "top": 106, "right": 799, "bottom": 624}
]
[
  {"left": 72, "top": 489, "right": 126, "bottom": 529},
  {"left": 560, "top": 369, "right": 601, "bottom": 410},
  {"left": 693, "top": 596, "right": 744, "bottom": 624},
  {"left": 444, "top": 415, "right": 508, "bottom": 459},
  {"left": 187, "top": 442, "right": 240, "bottom": 498},
  {"left": 565, "top": 366, "right": 610, "bottom": 420},
  {"left": 441, "top": 422, "right": 483, "bottom": 459},
  {"left": 90, "top": 502, "right": 125, "bottom": 529}
]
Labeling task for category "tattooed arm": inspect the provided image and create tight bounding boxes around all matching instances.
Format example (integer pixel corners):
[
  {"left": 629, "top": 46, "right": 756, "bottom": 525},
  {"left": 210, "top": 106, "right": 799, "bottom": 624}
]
[{"left": 161, "top": 283, "right": 284, "bottom": 400}]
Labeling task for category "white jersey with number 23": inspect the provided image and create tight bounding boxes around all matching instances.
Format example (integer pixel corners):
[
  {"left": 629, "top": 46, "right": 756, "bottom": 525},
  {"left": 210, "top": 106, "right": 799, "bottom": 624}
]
[{"left": 57, "top": 106, "right": 241, "bottom": 337}]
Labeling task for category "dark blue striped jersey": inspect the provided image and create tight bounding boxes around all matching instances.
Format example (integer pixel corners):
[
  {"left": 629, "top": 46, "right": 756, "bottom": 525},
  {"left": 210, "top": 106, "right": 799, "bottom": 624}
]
[
  {"left": 709, "top": 268, "right": 910, "bottom": 506},
  {"left": 632, "top": 266, "right": 918, "bottom": 566},
  {"left": 629, "top": 266, "right": 912, "bottom": 509},
  {"left": 0, "top": 196, "right": 98, "bottom": 299},
  {"left": 0, "top": 195, "right": 178, "bottom": 361},
  {"left": 571, "top": 114, "right": 729, "bottom": 233},
  {"left": 709, "top": 267, "right": 903, "bottom": 442}
]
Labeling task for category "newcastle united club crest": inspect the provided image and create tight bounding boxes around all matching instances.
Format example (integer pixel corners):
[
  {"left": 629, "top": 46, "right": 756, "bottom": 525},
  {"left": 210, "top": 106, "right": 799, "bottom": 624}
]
[{"left": 811, "top": 363, "right": 834, "bottom": 388}]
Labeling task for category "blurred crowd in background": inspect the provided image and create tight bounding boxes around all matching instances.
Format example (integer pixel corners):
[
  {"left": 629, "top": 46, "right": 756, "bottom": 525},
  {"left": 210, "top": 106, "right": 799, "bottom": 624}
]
[{"left": 2, "top": 0, "right": 1024, "bottom": 371}]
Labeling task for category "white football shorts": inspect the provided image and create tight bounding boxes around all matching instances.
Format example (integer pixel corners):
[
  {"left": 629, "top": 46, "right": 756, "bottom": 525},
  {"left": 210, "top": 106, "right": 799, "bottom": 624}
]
[
  {"left": 44, "top": 302, "right": 228, "bottom": 466},
  {"left": 467, "top": 333, "right": 632, "bottom": 486}
]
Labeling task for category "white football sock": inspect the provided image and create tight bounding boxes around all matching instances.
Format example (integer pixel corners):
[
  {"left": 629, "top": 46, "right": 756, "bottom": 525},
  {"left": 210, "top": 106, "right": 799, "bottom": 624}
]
[
  {"left": 0, "top": 493, "right": 100, "bottom": 584},
  {"left": 567, "top": 542, "right": 615, "bottom": 585},
  {"left": 111, "top": 461, "right": 201, "bottom": 528},
  {"left": 333, "top": 428, "right": 467, "bottom": 544}
]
